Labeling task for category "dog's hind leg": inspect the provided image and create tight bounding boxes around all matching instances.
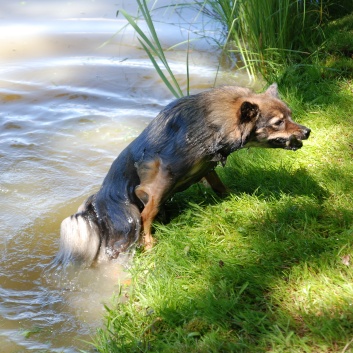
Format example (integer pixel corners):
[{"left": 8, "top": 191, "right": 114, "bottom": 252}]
[
  {"left": 203, "top": 170, "right": 228, "bottom": 196},
  {"left": 135, "top": 159, "right": 172, "bottom": 250}
]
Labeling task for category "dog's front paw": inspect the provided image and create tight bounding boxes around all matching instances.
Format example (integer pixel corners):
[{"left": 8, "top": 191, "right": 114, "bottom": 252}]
[
  {"left": 144, "top": 241, "right": 154, "bottom": 251},
  {"left": 142, "top": 233, "right": 155, "bottom": 251}
]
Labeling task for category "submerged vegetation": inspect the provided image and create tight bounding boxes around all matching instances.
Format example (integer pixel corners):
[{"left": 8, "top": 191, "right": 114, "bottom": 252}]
[{"left": 93, "top": 1, "right": 353, "bottom": 352}]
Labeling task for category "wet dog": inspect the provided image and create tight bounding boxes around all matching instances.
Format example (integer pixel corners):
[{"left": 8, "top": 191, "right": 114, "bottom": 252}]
[{"left": 55, "top": 83, "right": 310, "bottom": 267}]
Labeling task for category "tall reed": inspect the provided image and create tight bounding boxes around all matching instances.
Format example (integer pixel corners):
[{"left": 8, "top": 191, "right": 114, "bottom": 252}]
[
  {"left": 119, "top": 0, "right": 188, "bottom": 98},
  {"left": 121, "top": 0, "right": 328, "bottom": 90},
  {"left": 198, "top": 0, "right": 326, "bottom": 81}
]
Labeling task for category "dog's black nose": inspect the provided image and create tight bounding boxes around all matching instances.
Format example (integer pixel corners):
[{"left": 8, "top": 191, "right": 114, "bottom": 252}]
[{"left": 303, "top": 128, "right": 311, "bottom": 139}]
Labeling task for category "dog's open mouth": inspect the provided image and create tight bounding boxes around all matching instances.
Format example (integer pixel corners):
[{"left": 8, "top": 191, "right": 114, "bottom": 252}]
[{"left": 269, "top": 135, "right": 303, "bottom": 151}]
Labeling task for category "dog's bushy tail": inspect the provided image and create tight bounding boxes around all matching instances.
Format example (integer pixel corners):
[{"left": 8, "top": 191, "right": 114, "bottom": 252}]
[{"left": 53, "top": 212, "right": 102, "bottom": 268}]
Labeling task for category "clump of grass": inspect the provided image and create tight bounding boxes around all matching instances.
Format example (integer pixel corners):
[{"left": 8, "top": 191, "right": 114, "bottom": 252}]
[
  {"left": 321, "top": 13, "right": 353, "bottom": 79},
  {"left": 197, "top": 0, "right": 328, "bottom": 81},
  {"left": 119, "top": 1, "right": 351, "bottom": 94}
]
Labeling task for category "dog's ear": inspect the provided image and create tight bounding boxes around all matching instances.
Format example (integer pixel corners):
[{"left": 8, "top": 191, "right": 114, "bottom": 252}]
[
  {"left": 240, "top": 101, "right": 259, "bottom": 123},
  {"left": 265, "top": 83, "right": 279, "bottom": 98}
]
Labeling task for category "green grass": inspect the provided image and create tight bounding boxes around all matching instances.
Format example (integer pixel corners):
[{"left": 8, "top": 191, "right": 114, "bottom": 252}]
[
  {"left": 92, "top": 10, "right": 353, "bottom": 353},
  {"left": 196, "top": 0, "right": 329, "bottom": 81}
]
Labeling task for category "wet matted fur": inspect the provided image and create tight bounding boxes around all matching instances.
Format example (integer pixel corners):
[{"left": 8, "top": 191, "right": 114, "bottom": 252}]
[{"left": 55, "top": 83, "right": 311, "bottom": 267}]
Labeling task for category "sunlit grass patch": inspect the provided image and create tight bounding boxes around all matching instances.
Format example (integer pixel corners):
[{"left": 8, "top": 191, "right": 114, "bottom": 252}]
[{"left": 267, "top": 235, "right": 353, "bottom": 351}]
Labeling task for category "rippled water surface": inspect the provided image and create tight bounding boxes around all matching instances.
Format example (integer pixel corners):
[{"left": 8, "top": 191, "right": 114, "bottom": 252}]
[{"left": 0, "top": 1, "right": 250, "bottom": 351}]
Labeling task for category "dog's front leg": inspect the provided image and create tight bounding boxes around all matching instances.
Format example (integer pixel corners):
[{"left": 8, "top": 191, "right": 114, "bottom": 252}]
[
  {"left": 136, "top": 186, "right": 166, "bottom": 250},
  {"left": 203, "top": 170, "right": 228, "bottom": 196},
  {"left": 135, "top": 159, "right": 171, "bottom": 250},
  {"left": 139, "top": 195, "right": 158, "bottom": 250}
]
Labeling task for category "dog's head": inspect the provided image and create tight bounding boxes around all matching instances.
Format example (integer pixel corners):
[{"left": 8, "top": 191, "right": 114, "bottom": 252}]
[{"left": 241, "top": 84, "right": 311, "bottom": 151}]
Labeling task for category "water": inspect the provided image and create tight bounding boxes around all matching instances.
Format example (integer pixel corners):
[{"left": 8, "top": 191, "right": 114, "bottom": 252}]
[{"left": 0, "top": 1, "right": 250, "bottom": 351}]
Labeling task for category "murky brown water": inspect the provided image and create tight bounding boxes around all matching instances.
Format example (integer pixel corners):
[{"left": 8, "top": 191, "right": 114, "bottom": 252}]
[{"left": 0, "top": 1, "right": 250, "bottom": 351}]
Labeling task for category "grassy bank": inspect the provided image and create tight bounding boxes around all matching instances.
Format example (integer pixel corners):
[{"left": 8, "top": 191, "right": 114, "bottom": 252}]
[{"left": 92, "top": 10, "right": 353, "bottom": 353}]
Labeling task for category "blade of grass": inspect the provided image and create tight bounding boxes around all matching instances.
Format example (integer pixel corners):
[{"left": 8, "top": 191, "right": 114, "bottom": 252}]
[
  {"left": 139, "top": 39, "right": 182, "bottom": 98},
  {"left": 120, "top": 1, "right": 184, "bottom": 97}
]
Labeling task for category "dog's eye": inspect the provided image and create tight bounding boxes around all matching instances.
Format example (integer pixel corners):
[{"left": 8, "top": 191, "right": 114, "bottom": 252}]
[{"left": 273, "top": 120, "right": 284, "bottom": 126}]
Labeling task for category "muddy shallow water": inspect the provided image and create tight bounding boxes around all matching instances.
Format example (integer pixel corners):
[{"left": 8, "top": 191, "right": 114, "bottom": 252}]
[{"left": 0, "top": 1, "right": 250, "bottom": 351}]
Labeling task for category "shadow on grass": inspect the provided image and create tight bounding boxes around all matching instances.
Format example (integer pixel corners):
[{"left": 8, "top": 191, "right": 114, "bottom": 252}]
[
  {"left": 149, "top": 197, "right": 353, "bottom": 352},
  {"left": 163, "top": 149, "right": 328, "bottom": 223}
]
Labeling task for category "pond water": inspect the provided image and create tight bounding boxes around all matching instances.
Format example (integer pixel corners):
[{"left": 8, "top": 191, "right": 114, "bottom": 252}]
[{"left": 0, "top": 1, "right": 250, "bottom": 351}]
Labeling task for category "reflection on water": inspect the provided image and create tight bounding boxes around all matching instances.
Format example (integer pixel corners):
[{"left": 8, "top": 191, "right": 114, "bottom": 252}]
[{"left": 0, "top": 0, "right": 250, "bottom": 351}]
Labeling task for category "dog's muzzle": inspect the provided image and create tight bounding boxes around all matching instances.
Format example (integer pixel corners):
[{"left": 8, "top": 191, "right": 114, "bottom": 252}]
[
  {"left": 301, "top": 127, "right": 311, "bottom": 140},
  {"left": 270, "top": 127, "right": 311, "bottom": 151},
  {"left": 285, "top": 135, "right": 304, "bottom": 150}
]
